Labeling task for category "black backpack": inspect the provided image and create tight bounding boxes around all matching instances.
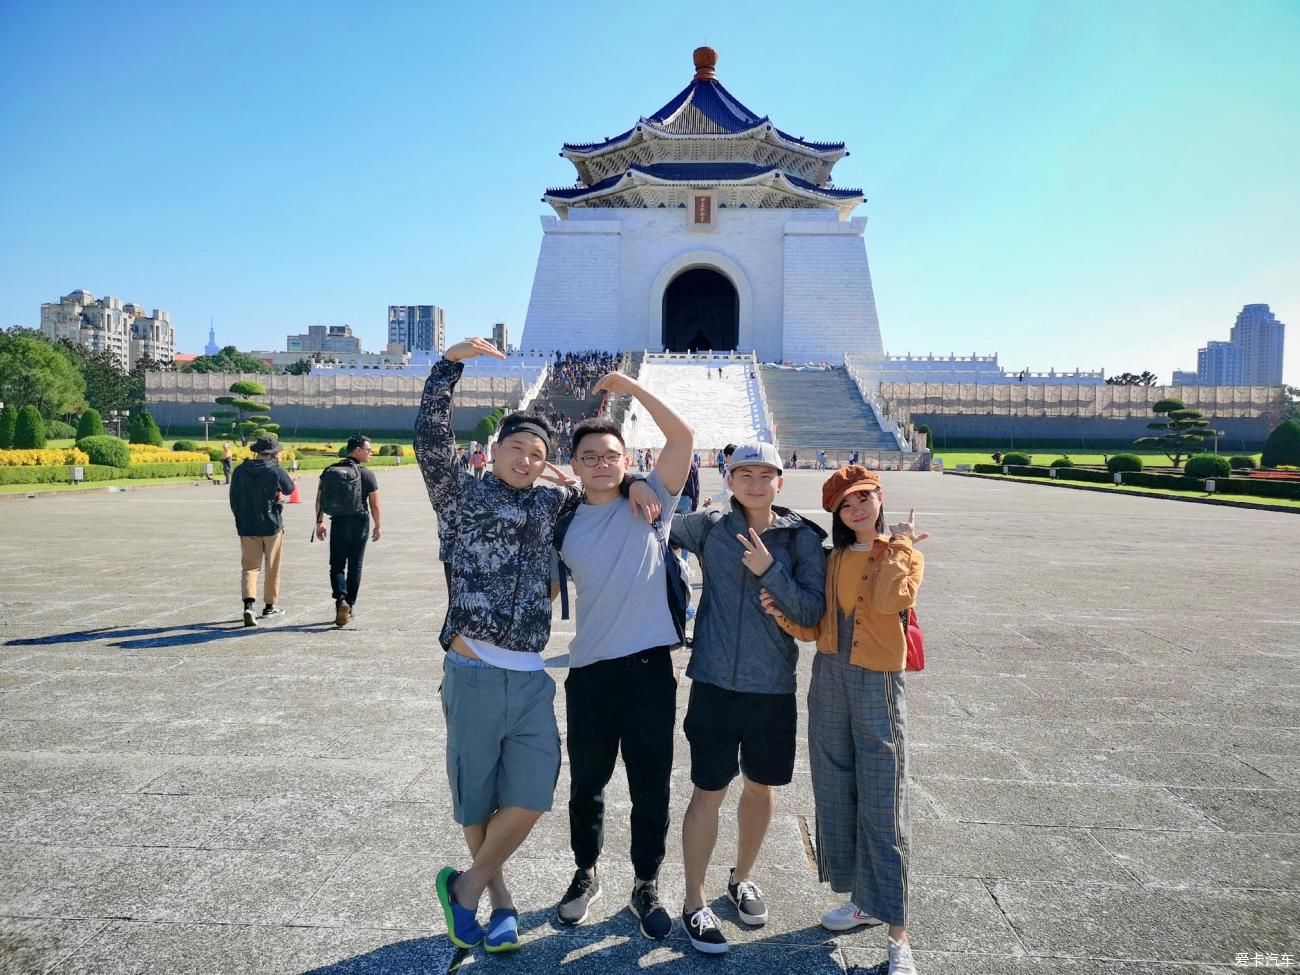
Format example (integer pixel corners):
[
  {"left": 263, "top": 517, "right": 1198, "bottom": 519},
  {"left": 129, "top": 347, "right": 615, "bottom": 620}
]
[{"left": 319, "top": 460, "right": 366, "bottom": 517}]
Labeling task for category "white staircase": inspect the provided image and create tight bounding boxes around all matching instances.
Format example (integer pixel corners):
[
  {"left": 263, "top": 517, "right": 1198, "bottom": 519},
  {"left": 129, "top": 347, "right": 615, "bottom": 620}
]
[{"left": 622, "top": 353, "right": 776, "bottom": 453}]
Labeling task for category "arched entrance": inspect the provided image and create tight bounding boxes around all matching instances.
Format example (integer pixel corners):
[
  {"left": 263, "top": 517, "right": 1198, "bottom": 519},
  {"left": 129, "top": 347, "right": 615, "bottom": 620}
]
[{"left": 661, "top": 267, "right": 739, "bottom": 352}]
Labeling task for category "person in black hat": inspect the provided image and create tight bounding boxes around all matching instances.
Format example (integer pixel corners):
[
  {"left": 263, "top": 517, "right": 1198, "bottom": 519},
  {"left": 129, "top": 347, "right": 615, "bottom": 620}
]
[{"left": 228, "top": 434, "right": 296, "bottom": 626}]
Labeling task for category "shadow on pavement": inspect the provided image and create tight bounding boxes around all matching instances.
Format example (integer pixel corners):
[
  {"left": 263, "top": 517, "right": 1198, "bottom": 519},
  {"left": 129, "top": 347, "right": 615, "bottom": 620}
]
[{"left": 6, "top": 620, "right": 336, "bottom": 650}]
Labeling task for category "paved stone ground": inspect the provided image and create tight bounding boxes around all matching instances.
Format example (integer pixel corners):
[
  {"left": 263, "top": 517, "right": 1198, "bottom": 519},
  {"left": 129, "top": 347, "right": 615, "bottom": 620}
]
[{"left": 1, "top": 468, "right": 1297, "bottom": 974}]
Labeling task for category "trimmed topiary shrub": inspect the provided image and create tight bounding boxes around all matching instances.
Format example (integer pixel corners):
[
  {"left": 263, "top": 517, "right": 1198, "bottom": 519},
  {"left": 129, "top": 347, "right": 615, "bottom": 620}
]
[
  {"left": 1184, "top": 454, "right": 1231, "bottom": 479},
  {"left": 1106, "top": 454, "right": 1144, "bottom": 474},
  {"left": 14, "top": 406, "right": 46, "bottom": 449},
  {"left": 76, "top": 408, "right": 105, "bottom": 439},
  {"left": 76, "top": 435, "right": 131, "bottom": 468},
  {"left": 390, "top": 444, "right": 407, "bottom": 458},
  {"left": 128, "top": 410, "right": 164, "bottom": 446},
  {"left": 338, "top": 445, "right": 350, "bottom": 457},
  {"left": 1002, "top": 451, "right": 1032, "bottom": 466},
  {"left": 172, "top": 440, "right": 199, "bottom": 452},
  {"left": 1229, "top": 455, "right": 1258, "bottom": 470},
  {"left": 44, "top": 419, "right": 76, "bottom": 440},
  {"left": 0, "top": 404, "right": 17, "bottom": 449},
  {"left": 1261, "top": 420, "right": 1300, "bottom": 469},
  {"left": 376, "top": 444, "right": 393, "bottom": 456},
  {"left": 472, "top": 417, "right": 495, "bottom": 446},
  {"left": 1050, "top": 457, "right": 1075, "bottom": 468}
]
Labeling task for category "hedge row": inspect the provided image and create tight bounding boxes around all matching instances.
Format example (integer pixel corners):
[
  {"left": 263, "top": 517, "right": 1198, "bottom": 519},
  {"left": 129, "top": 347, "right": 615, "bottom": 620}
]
[
  {"left": 971, "top": 464, "right": 1300, "bottom": 501},
  {"left": 0, "top": 455, "right": 406, "bottom": 485}
]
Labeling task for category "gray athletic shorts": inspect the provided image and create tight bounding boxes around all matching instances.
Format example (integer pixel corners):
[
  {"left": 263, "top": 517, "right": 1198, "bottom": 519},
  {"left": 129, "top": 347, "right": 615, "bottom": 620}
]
[{"left": 439, "top": 655, "right": 561, "bottom": 825}]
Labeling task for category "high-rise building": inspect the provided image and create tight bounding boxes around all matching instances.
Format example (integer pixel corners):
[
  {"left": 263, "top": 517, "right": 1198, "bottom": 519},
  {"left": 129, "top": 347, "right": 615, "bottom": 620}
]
[
  {"left": 40, "top": 289, "right": 175, "bottom": 371},
  {"left": 286, "top": 324, "right": 362, "bottom": 354},
  {"left": 1171, "top": 369, "right": 1200, "bottom": 386},
  {"left": 205, "top": 325, "right": 219, "bottom": 356},
  {"left": 1194, "top": 303, "right": 1286, "bottom": 386},
  {"left": 1229, "top": 303, "right": 1285, "bottom": 386},
  {"left": 492, "top": 322, "right": 509, "bottom": 352},
  {"left": 388, "top": 305, "right": 445, "bottom": 354},
  {"left": 1197, "top": 340, "right": 1242, "bottom": 386}
]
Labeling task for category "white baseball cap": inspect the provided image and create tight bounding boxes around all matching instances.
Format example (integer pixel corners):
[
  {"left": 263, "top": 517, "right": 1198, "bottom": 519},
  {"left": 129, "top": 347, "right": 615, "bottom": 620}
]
[{"left": 728, "top": 441, "right": 783, "bottom": 472}]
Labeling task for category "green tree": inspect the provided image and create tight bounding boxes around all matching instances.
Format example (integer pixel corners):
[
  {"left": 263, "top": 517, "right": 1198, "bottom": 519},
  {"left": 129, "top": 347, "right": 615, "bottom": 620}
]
[
  {"left": 0, "top": 332, "right": 86, "bottom": 416},
  {"left": 1261, "top": 419, "right": 1300, "bottom": 469},
  {"left": 14, "top": 405, "right": 47, "bottom": 448},
  {"left": 185, "top": 345, "right": 274, "bottom": 374},
  {"left": 1283, "top": 385, "right": 1299, "bottom": 423},
  {"left": 215, "top": 379, "right": 271, "bottom": 445},
  {"left": 129, "top": 409, "right": 164, "bottom": 446},
  {"left": 1106, "top": 371, "right": 1159, "bottom": 386},
  {"left": 57, "top": 341, "right": 132, "bottom": 414},
  {"left": 284, "top": 358, "right": 312, "bottom": 375},
  {"left": 1133, "top": 398, "right": 1212, "bottom": 467},
  {"left": 0, "top": 404, "right": 16, "bottom": 448},
  {"left": 76, "top": 407, "right": 106, "bottom": 439}
]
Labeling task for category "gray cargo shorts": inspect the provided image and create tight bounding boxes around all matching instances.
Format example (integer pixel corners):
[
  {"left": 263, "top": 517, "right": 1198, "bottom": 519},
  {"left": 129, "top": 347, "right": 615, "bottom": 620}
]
[{"left": 439, "top": 655, "right": 561, "bottom": 826}]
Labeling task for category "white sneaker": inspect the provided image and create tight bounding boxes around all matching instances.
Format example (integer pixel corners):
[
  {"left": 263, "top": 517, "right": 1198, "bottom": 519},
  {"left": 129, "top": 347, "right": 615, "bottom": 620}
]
[
  {"left": 888, "top": 936, "right": 917, "bottom": 975},
  {"left": 821, "top": 901, "right": 884, "bottom": 931}
]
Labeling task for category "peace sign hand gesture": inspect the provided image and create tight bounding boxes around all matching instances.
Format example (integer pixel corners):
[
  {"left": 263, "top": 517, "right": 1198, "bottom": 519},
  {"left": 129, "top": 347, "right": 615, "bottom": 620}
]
[
  {"left": 736, "top": 527, "right": 774, "bottom": 577},
  {"left": 888, "top": 508, "right": 930, "bottom": 544}
]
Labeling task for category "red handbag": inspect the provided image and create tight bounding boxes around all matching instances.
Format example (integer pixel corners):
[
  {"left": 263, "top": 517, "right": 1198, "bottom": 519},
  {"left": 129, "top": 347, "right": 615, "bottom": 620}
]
[{"left": 902, "top": 607, "right": 925, "bottom": 672}]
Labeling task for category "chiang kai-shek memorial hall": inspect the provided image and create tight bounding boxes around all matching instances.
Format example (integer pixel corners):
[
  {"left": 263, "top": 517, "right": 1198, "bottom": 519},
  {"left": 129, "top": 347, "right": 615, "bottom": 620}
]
[{"left": 521, "top": 47, "right": 885, "bottom": 363}]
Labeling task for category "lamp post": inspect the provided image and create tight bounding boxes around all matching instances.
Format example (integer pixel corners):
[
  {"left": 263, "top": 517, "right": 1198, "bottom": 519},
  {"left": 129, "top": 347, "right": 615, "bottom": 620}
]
[
  {"left": 198, "top": 415, "right": 215, "bottom": 443},
  {"left": 109, "top": 409, "right": 131, "bottom": 438}
]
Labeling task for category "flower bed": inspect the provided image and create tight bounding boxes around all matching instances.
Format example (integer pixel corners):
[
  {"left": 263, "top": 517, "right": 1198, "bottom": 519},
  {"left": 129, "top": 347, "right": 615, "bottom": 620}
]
[
  {"left": 128, "top": 444, "right": 211, "bottom": 464},
  {"left": 0, "top": 448, "right": 91, "bottom": 467}
]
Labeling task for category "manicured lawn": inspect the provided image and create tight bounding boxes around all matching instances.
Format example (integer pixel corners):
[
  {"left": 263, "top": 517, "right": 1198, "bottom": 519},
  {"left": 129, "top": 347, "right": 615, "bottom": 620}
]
[
  {"left": 953, "top": 471, "right": 1300, "bottom": 510},
  {"left": 933, "top": 449, "right": 1262, "bottom": 469}
]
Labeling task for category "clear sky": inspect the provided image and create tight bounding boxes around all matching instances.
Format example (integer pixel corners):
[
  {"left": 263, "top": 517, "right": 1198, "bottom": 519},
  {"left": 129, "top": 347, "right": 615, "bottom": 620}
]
[{"left": 2, "top": 0, "right": 1296, "bottom": 385}]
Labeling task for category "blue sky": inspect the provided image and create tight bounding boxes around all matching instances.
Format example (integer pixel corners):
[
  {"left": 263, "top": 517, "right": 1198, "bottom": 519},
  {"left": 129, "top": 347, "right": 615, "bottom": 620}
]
[{"left": 2, "top": 0, "right": 1297, "bottom": 384}]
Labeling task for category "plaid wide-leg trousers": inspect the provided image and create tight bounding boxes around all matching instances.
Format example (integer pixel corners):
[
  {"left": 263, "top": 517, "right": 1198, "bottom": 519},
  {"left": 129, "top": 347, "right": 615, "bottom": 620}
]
[{"left": 807, "top": 649, "right": 910, "bottom": 926}]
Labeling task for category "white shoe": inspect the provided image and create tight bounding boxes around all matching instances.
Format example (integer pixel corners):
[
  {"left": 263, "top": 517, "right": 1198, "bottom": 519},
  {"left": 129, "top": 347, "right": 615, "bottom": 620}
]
[
  {"left": 888, "top": 936, "right": 917, "bottom": 975},
  {"left": 821, "top": 901, "right": 884, "bottom": 931}
]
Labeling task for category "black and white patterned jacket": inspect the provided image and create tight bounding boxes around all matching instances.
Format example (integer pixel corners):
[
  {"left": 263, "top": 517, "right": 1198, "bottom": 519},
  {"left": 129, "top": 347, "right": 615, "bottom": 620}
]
[{"left": 415, "top": 358, "right": 581, "bottom": 656}]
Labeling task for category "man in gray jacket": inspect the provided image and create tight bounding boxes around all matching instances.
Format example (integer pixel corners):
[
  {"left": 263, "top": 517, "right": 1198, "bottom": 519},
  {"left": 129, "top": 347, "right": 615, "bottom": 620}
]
[{"left": 669, "top": 441, "right": 827, "bottom": 954}]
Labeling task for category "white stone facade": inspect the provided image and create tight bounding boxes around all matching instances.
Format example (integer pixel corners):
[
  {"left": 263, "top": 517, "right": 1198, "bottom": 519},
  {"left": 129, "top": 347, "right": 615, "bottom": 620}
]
[{"left": 521, "top": 208, "right": 883, "bottom": 362}]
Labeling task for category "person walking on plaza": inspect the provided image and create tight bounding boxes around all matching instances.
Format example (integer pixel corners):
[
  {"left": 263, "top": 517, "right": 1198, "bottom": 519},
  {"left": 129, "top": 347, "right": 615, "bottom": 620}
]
[
  {"left": 221, "top": 440, "right": 234, "bottom": 484},
  {"left": 315, "top": 435, "right": 382, "bottom": 627},
  {"left": 669, "top": 441, "right": 827, "bottom": 954},
  {"left": 228, "top": 434, "right": 295, "bottom": 626},
  {"left": 761, "top": 466, "right": 927, "bottom": 975},
  {"left": 552, "top": 371, "right": 693, "bottom": 941},
  {"left": 470, "top": 444, "right": 487, "bottom": 479},
  {"left": 416, "top": 336, "right": 659, "bottom": 956}
]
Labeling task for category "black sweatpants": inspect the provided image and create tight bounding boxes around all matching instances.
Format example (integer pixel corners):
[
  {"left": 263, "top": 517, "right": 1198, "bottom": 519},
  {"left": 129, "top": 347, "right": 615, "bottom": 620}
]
[
  {"left": 565, "top": 645, "right": 677, "bottom": 881},
  {"left": 328, "top": 514, "right": 369, "bottom": 606}
]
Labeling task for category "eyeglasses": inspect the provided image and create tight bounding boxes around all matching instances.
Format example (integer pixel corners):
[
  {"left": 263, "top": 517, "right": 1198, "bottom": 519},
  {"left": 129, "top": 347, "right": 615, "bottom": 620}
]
[{"left": 577, "top": 452, "right": 622, "bottom": 468}]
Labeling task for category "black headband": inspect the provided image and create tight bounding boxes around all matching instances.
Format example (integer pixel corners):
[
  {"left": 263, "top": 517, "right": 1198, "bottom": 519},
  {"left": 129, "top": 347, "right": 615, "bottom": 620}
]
[{"left": 497, "top": 420, "right": 552, "bottom": 451}]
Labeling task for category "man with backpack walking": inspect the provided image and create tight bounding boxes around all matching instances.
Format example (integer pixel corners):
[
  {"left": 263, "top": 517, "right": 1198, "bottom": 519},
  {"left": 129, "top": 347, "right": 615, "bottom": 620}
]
[
  {"left": 228, "top": 434, "right": 296, "bottom": 626},
  {"left": 315, "top": 435, "right": 382, "bottom": 627}
]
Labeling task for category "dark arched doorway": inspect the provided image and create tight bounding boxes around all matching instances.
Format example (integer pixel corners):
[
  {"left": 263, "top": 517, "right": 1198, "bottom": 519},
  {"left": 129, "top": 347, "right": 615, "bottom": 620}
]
[{"left": 662, "top": 267, "right": 739, "bottom": 352}]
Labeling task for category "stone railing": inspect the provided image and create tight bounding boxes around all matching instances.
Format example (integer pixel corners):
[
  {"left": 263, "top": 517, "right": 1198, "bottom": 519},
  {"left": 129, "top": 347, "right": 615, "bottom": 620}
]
[{"left": 844, "top": 355, "right": 913, "bottom": 451}]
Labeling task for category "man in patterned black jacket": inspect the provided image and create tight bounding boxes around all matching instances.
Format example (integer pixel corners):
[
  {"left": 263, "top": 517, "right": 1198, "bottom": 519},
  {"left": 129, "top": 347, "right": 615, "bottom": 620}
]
[{"left": 416, "top": 337, "right": 657, "bottom": 954}]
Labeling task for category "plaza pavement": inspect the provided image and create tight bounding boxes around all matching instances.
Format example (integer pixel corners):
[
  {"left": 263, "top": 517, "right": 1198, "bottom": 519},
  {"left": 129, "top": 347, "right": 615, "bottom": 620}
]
[{"left": 0, "top": 466, "right": 1297, "bottom": 974}]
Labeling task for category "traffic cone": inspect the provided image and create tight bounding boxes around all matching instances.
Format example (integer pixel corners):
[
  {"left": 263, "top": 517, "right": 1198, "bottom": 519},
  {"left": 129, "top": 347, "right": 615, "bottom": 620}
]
[{"left": 288, "top": 477, "right": 301, "bottom": 504}]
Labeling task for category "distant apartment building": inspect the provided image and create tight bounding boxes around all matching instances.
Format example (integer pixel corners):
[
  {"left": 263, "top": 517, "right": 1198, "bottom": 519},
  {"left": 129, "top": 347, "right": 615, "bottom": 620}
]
[
  {"left": 1230, "top": 303, "right": 1285, "bottom": 386},
  {"left": 40, "top": 289, "right": 176, "bottom": 371},
  {"left": 492, "top": 322, "right": 509, "bottom": 352},
  {"left": 388, "top": 305, "right": 445, "bottom": 354},
  {"left": 1188, "top": 304, "right": 1286, "bottom": 385},
  {"left": 286, "top": 324, "right": 362, "bottom": 354},
  {"left": 1171, "top": 369, "right": 1200, "bottom": 385}
]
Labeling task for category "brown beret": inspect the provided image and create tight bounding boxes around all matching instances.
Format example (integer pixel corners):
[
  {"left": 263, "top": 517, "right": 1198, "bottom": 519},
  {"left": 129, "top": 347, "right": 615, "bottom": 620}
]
[{"left": 822, "top": 465, "right": 882, "bottom": 512}]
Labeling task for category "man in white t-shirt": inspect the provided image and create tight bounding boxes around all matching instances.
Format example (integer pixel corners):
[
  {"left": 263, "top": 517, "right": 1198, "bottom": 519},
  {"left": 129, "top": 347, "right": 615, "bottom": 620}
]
[{"left": 553, "top": 372, "right": 693, "bottom": 941}]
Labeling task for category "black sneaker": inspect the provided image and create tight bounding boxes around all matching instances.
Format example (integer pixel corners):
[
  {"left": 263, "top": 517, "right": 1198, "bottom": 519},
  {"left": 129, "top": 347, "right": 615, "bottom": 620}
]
[
  {"left": 727, "top": 869, "right": 768, "bottom": 926},
  {"left": 557, "top": 868, "right": 601, "bottom": 926},
  {"left": 242, "top": 606, "right": 257, "bottom": 627},
  {"left": 682, "top": 906, "right": 728, "bottom": 954},
  {"left": 629, "top": 880, "right": 672, "bottom": 940},
  {"left": 261, "top": 605, "right": 285, "bottom": 620}
]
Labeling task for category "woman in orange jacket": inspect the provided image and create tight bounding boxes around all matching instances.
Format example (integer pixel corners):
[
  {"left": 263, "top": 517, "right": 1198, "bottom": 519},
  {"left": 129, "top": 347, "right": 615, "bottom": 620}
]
[{"left": 760, "top": 466, "right": 926, "bottom": 975}]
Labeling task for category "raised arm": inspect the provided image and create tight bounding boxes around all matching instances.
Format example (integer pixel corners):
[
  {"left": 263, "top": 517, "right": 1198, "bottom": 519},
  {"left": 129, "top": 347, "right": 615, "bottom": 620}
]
[
  {"left": 592, "top": 372, "right": 694, "bottom": 495},
  {"left": 414, "top": 338, "right": 504, "bottom": 512}
]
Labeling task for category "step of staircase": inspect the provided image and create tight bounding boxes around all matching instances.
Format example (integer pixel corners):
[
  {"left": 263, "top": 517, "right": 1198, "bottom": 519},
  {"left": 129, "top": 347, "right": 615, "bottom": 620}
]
[{"left": 760, "top": 366, "right": 899, "bottom": 455}]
